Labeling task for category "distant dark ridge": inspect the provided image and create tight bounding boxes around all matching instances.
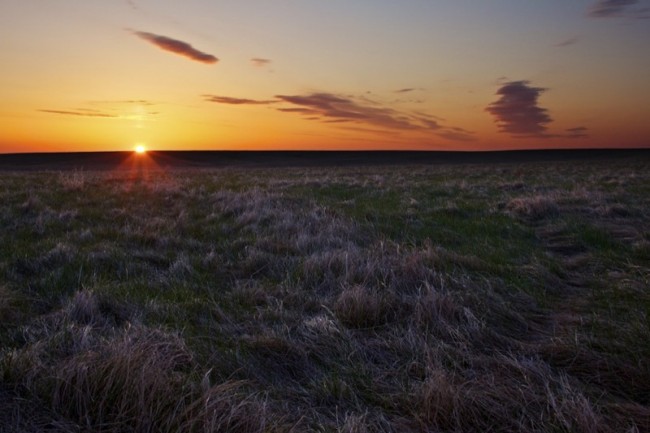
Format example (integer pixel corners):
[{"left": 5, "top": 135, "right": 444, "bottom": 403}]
[{"left": 0, "top": 149, "right": 648, "bottom": 171}]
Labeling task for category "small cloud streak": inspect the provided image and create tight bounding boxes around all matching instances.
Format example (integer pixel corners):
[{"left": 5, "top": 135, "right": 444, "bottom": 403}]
[
  {"left": 486, "top": 81, "right": 552, "bottom": 137},
  {"left": 38, "top": 109, "right": 117, "bottom": 118},
  {"left": 90, "top": 99, "right": 156, "bottom": 106},
  {"left": 566, "top": 126, "right": 589, "bottom": 138},
  {"left": 395, "top": 88, "right": 416, "bottom": 93},
  {"left": 131, "top": 30, "right": 218, "bottom": 64},
  {"left": 203, "top": 95, "right": 277, "bottom": 105},
  {"left": 587, "top": 0, "right": 649, "bottom": 18},
  {"left": 555, "top": 36, "right": 579, "bottom": 47},
  {"left": 251, "top": 58, "right": 271, "bottom": 67}
]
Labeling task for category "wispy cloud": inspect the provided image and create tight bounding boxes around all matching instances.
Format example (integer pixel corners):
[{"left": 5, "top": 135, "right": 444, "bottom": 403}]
[
  {"left": 566, "top": 126, "right": 589, "bottom": 138},
  {"left": 555, "top": 36, "right": 579, "bottom": 47},
  {"left": 90, "top": 99, "right": 157, "bottom": 106},
  {"left": 395, "top": 88, "right": 416, "bottom": 94},
  {"left": 274, "top": 92, "right": 475, "bottom": 141},
  {"left": 275, "top": 93, "right": 419, "bottom": 129},
  {"left": 131, "top": 30, "right": 218, "bottom": 64},
  {"left": 251, "top": 58, "right": 271, "bottom": 67},
  {"left": 203, "top": 95, "right": 277, "bottom": 105},
  {"left": 587, "top": 0, "right": 649, "bottom": 18},
  {"left": 486, "top": 81, "right": 552, "bottom": 137},
  {"left": 38, "top": 109, "right": 117, "bottom": 118},
  {"left": 202, "top": 90, "right": 473, "bottom": 141}
]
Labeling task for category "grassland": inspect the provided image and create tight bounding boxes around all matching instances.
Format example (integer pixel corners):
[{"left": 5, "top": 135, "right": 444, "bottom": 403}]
[{"left": 0, "top": 156, "right": 649, "bottom": 432}]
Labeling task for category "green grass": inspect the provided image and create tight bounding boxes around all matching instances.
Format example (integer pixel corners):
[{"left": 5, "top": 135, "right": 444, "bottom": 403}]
[{"left": 0, "top": 159, "right": 649, "bottom": 432}]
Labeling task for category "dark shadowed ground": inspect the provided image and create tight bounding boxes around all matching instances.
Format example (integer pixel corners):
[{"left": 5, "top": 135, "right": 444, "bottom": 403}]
[{"left": 0, "top": 149, "right": 648, "bottom": 171}]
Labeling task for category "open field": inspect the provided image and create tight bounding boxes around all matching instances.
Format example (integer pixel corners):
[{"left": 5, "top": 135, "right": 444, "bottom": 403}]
[{"left": 0, "top": 153, "right": 649, "bottom": 432}]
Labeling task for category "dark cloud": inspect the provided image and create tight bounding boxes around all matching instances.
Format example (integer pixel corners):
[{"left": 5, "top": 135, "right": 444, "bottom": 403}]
[
  {"left": 587, "top": 0, "right": 649, "bottom": 18},
  {"left": 251, "top": 58, "right": 271, "bottom": 67},
  {"left": 275, "top": 92, "right": 475, "bottom": 141},
  {"left": 486, "top": 81, "right": 552, "bottom": 137},
  {"left": 395, "top": 88, "right": 416, "bottom": 93},
  {"left": 203, "top": 95, "right": 277, "bottom": 105},
  {"left": 131, "top": 30, "right": 218, "bottom": 64},
  {"left": 38, "top": 109, "right": 116, "bottom": 118}
]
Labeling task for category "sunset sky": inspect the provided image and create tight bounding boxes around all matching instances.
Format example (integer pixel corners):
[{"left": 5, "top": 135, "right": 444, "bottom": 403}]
[{"left": 1, "top": 0, "right": 649, "bottom": 153}]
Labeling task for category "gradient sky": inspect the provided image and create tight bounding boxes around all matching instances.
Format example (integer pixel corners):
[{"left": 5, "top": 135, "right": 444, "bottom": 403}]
[{"left": 1, "top": 0, "right": 649, "bottom": 152}]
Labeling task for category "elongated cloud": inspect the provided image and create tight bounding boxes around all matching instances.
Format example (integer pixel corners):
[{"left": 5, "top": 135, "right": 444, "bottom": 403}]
[
  {"left": 588, "top": 0, "right": 649, "bottom": 18},
  {"left": 203, "top": 90, "right": 474, "bottom": 141},
  {"left": 38, "top": 109, "right": 116, "bottom": 118},
  {"left": 275, "top": 92, "right": 475, "bottom": 141},
  {"left": 275, "top": 93, "right": 419, "bottom": 129},
  {"left": 203, "top": 95, "right": 277, "bottom": 105},
  {"left": 251, "top": 58, "right": 271, "bottom": 67},
  {"left": 555, "top": 36, "right": 579, "bottom": 47},
  {"left": 566, "top": 127, "right": 589, "bottom": 138},
  {"left": 486, "top": 81, "right": 552, "bottom": 137},
  {"left": 132, "top": 31, "right": 218, "bottom": 64}
]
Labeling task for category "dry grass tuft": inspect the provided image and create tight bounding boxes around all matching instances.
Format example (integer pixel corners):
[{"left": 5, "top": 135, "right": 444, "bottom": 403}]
[
  {"left": 506, "top": 195, "right": 560, "bottom": 220},
  {"left": 64, "top": 289, "right": 101, "bottom": 326},
  {"left": 3, "top": 325, "right": 272, "bottom": 433},
  {"left": 0, "top": 286, "right": 22, "bottom": 326},
  {"left": 334, "top": 285, "right": 397, "bottom": 329},
  {"left": 58, "top": 169, "right": 86, "bottom": 191}
]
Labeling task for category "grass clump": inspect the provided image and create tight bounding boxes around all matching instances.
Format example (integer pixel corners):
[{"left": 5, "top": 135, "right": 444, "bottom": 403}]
[{"left": 506, "top": 195, "right": 560, "bottom": 220}]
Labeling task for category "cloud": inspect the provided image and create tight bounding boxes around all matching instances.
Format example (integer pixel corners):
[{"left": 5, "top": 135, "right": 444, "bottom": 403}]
[
  {"left": 251, "top": 58, "right": 271, "bottom": 67},
  {"left": 555, "top": 36, "right": 579, "bottom": 47},
  {"left": 90, "top": 99, "right": 156, "bottom": 106},
  {"left": 131, "top": 30, "right": 218, "bottom": 64},
  {"left": 203, "top": 95, "right": 277, "bottom": 105},
  {"left": 275, "top": 92, "right": 475, "bottom": 141},
  {"left": 566, "top": 126, "right": 589, "bottom": 138},
  {"left": 587, "top": 0, "right": 649, "bottom": 18},
  {"left": 275, "top": 93, "right": 419, "bottom": 129},
  {"left": 38, "top": 109, "right": 117, "bottom": 118},
  {"left": 486, "top": 81, "right": 552, "bottom": 137},
  {"left": 395, "top": 88, "right": 416, "bottom": 93}
]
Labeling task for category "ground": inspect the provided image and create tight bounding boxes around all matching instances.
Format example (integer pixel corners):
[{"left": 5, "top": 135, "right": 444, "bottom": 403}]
[{"left": 0, "top": 153, "right": 648, "bottom": 432}]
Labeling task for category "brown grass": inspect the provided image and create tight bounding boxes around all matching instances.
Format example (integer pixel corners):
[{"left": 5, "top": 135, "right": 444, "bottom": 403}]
[
  {"left": 1, "top": 160, "right": 648, "bottom": 432},
  {"left": 506, "top": 195, "right": 560, "bottom": 220}
]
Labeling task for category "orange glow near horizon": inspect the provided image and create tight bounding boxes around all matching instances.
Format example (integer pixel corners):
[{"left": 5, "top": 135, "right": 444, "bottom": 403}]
[{"left": 0, "top": 2, "right": 648, "bottom": 153}]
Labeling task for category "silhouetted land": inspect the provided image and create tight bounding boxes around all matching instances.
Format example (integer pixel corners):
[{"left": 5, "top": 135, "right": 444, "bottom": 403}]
[{"left": 0, "top": 149, "right": 648, "bottom": 171}]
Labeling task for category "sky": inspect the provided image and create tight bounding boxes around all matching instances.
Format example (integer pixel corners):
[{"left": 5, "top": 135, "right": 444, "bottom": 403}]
[{"left": 1, "top": 0, "right": 649, "bottom": 153}]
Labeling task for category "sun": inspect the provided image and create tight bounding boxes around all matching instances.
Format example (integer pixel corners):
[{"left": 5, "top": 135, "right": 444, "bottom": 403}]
[{"left": 134, "top": 144, "right": 146, "bottom": 154}]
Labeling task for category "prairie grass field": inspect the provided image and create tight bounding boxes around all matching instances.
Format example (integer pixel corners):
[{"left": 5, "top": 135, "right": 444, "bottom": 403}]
[{"left": 0, "top": 155, "right": 649, "bottom": 432}]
